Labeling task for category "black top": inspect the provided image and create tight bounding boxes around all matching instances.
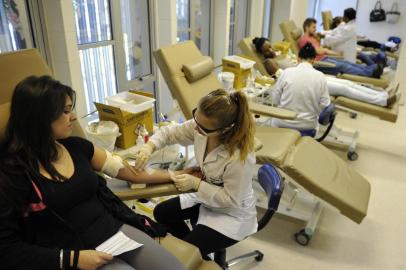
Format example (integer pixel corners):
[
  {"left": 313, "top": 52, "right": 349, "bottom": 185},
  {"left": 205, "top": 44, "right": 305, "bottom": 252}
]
[
  {"left": 40, "top": 137, "right": 122, "bottom": 248},
  {"left": 0, "top": 137, "right": 123, "bottom": 270}
]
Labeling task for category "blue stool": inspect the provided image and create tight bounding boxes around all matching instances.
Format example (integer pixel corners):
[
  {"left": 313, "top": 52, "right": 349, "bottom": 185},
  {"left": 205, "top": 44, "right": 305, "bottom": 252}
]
[
  {"left": 214, "top": 164, "right": 284, "bottom": 269},
  {"left": 298, "top": 103, "right": 337, "bottom": 142}
]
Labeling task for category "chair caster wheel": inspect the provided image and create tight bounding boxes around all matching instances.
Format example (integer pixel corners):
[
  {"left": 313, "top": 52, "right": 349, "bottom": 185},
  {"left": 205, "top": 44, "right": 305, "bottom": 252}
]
[
  {"left": 347, "top": 151, "right": 358, "bottom": 161},
  {"left": 350, "top": 112, "right": 357, "bottom": 119},
  {"left": 254, "top": 251, "right": 264, "bottom": 262},
  {"left": 295, "top": 229, "right": 311, "bottom": 246}
]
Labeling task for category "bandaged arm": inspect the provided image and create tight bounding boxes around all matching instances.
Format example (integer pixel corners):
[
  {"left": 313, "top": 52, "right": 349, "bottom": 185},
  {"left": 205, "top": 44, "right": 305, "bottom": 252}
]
[{"left": 91, "top": 147, "right": 183, "bottom": 184}]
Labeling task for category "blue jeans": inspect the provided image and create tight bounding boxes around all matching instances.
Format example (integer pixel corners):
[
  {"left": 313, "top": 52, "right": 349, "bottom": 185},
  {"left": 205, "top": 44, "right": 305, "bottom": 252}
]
[
  {"left": 358, "top": 52, "right": 386, "bottom": 65},
  {"left": 316, "top": 56, "right": 376, "bottom": 77}
]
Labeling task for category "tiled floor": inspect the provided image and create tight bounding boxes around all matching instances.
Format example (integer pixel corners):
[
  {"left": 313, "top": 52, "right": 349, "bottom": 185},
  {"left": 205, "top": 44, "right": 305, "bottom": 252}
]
[{"left": 226, "top": 90, "right": 406, "bottom": 269}]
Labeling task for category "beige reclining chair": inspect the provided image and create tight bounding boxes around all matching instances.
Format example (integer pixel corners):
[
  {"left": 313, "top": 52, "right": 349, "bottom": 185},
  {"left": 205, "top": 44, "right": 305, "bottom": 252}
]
[
  {"left": 321, "top": 10, "right": 333, "bottom": 31},
  {"left": 154, "top": 41, "right": 371, "bottom": 244},
  {"left": 239, "top": 36, "right": 399, "bottom": 123},
  {"left": 0, "top": 49, "right": 220, "bottom": 270},
  {"left": 279, "top": 20, "right": 391, "bottom": 89},
  {"left": 321, "top": 10, "right": 399, "bottom": 60}
]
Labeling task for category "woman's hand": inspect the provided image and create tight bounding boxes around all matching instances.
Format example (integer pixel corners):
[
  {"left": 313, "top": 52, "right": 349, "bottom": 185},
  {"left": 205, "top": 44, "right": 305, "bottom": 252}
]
[
  {"left": 76, "top": 250, "right": 113, "bottom": 270},
  {"left": 179, "top": 166, "right": 203, "bottom": 179},
  {"left": 171, "top": 174, "right": 201, "bottom": 192},
  {"left": 133, "top": 142, "right": 155, "bottom": 170}
]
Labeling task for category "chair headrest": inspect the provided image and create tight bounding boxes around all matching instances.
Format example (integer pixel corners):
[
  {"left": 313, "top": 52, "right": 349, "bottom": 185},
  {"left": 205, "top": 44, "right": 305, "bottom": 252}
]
[
  {"left": 291, "top": 28, "right": 303, "bottom": 41},
  {"left": 182, "top": 56, "right": 214, "bottom": 83},
  {"left": 0, "top": 102, "right": 10, "bottom": 142}
]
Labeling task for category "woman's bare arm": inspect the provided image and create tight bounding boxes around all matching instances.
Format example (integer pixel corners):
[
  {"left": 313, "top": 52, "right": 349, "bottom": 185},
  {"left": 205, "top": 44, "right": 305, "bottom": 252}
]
[{"left": 91, "top": 145, "right": 201, "bottom": 184}]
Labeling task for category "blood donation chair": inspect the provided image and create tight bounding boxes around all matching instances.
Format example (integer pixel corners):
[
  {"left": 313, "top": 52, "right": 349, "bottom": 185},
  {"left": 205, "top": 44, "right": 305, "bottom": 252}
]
[
  {"left": 0, "top": 49, "right": 222, "bottom": 270},
  {"left": 321, "top": 10, "right": 399, "bottom": 60},
  {"left": 239, "top": 37, "right": 360, "bottom": 160},
  {"left": 239, "top": 36, "right": 399, "bottom": 124},
  {"left": 154, "top": 41, "right": 371, "bottom": 245},
  {"left": 279, "top": 20, "right": 391, "bottom": 88}
]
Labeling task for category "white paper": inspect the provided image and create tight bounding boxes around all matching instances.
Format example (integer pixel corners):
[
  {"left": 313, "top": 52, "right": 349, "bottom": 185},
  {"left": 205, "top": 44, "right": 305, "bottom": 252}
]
[{"left": 96, "top": 231, "right": 143, "bottom": 256}]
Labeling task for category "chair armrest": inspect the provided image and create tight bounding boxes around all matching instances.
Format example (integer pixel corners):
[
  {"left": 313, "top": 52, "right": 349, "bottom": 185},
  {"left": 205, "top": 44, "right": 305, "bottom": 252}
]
[
  {"left": 159, "top": 235, "right": 222, "bottom": 270},
  {"left": 327, "top": 55, "right": 344, "bottom": 60},
  {"left": 254, "top": 137, "right": 263, "bottom": 152},
  {"left": 113, "top": 183, "right": 185, "bottom": 200},
  {"left": 249, "top": 102, "right": 297, "bottom": 120},
  {"left": 337, "top": 73, "right": 389, "bottom": 88},
  {"left": 314, "top": 61, "right": 336, "bottom": 68}
]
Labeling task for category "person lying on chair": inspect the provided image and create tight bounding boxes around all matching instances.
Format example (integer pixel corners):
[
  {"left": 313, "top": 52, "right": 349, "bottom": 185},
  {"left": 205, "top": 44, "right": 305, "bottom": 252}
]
[
  {"left": 0, "top": 75, "right": 189, "bottom": 270},
  {"left": 326, "top": 14, "right": 389, "bottom": 67},
  {"left": 299, "top": 18, "right": 384, "bottom": 78},
  {"left": 323, "top": 8, "right": 358, "bottom": 63},
  {"left": 252, "top": 37, "right": 284, "bottom": 76},
  {"left": 253, "top": 37, "right": 399, "bottom": 107},
  {"left": 132, "top": 89, "right": 258, "bottom": 267}
]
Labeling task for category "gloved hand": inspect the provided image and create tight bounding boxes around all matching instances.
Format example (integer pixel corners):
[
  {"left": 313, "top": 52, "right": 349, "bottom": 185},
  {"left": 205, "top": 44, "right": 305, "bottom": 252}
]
[
  {"left": 133, "top": 142, "right": 155, "bottom": 170},
  {"left": 170, "top": 173, "right": 201, "bottom": 192}
]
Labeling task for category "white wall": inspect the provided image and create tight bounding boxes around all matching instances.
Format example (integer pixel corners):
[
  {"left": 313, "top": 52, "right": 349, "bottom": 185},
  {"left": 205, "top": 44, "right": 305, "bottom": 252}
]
[
  {"left": 290, "top": 0, "right": 309, "bottom": 30},
  {"left": 247, "top": 0, "right": 264, "bottom": 37},
  {"left": 270, "top": 0, "right": 292, "bottom": 43},
  {"left": 357, "top": 0, "right": 405, "bottom": 43},
  {"left": 269, "top": 0, "right": 309, "bottom": 43},
  {"left": 153, "top": 0, "right": 177, "bottom": 115},
  {"left": 42, "top": 0, "right": 87, "bottom": 119},
  {"left": 212, "top": 0, "right": 230, "bottom": 65},
  {"left": 314, "top": 0, "right": 358, "bottom": 31}
]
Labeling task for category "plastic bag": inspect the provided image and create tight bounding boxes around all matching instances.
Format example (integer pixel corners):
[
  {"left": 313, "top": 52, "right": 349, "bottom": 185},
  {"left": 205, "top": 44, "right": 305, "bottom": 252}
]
[{"left": 86, "top": 121, "right": 121, "bottom": 152}]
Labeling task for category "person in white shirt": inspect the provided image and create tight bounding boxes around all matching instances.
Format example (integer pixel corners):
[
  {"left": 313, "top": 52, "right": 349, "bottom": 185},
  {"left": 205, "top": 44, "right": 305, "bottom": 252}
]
[
  {"left": 271, "top": 42, "right": 331, "bottom": 131},
  {"left": 253, "top": 36, "right": 398, "bottom": 108},
  {"left": 323, "top": 8, "right": 357, "bottom": 63},
  {"left": 133, "top": 89, "right": 257, "bottom": 267}
]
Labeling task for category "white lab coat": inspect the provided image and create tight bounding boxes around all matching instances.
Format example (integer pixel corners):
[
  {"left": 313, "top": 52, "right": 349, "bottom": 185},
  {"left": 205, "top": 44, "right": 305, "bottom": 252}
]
[
  {"left": 271, "top": 62, "right": 331, "bottom": 130},
  {"left": 149, "top": 120, "right": 257, "bottom": 241},
  {"left": 324, "top": 20, "right": 357, "bottom": 63}
]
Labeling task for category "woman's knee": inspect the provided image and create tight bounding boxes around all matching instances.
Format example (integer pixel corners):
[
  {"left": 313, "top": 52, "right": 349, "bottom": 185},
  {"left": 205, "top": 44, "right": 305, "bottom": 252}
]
[
  {"left": 153, "top": 197, "right": 179, "bottom": 223},
  {"left": 153, "top": 201, "right": 168, "bottom": 223}
]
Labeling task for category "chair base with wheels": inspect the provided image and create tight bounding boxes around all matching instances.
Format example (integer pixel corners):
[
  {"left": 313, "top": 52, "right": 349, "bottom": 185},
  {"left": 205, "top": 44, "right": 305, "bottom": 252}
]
[
  {"left": 215, "top": 164, "right": 284, "bottom": 269},
  {"left": 294, "top": 104, "right": 359, "bottom": 161}
]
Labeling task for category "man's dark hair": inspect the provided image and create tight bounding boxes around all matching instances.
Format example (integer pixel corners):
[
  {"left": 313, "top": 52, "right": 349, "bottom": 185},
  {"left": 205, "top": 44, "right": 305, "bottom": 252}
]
[
  {"left": 331, "top": 16, "right": 343, "bottom": 29},
  {"left": 299, "top": 42, "right": 317, "bottom": 60},
  {"left": 303, "top": 18, "right": 317, "bottom": 32},
  {"left": 344, "top": 8, "right": 356, "bottom": 21}
]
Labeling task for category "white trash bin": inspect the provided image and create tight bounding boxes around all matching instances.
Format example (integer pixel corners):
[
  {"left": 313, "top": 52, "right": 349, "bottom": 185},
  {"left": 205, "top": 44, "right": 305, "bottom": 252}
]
[{"left": 86, "top": 121, "right": 120, "bottom": 152}]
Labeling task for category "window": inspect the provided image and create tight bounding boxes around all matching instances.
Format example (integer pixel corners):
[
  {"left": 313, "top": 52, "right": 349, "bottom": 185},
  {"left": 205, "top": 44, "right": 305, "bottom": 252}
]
[
  {"left": 74, "top": 0, "right": 116, "bottom": 113},
  {"left": 0, "top": 0, "right": 34, "bottom": 53},
  {"left": 228, "top": 0, "right": 248, "bottom": 55},
  {"left": 262, "top": 0, "right": 272, "bottom": 38},
  {"left": 176, "top": 0, "right": 211, "bottom": 55},
  {"left": 312, "top": 0, "right": 358, "bottom": 31},
  {"left": 177, "top": 0, "right": 190, "bottom": 42},
  {"left": 73, "top": 0, "right": 154, "bottom": 114},
  {"left": 120, "top": 0, "right": 152, "bottom": 81},
  {"left": 228, "top": 0, "right": 236, "bottom": 54}
]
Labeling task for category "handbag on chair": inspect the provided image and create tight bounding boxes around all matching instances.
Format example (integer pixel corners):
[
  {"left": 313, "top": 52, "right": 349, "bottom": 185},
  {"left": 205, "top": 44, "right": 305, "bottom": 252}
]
[
  {"left": 370, "top": 1, "right": 386, "bottom": 22},
  {"left": 386, "top": 2, "right": 401, "bottom": 24}
]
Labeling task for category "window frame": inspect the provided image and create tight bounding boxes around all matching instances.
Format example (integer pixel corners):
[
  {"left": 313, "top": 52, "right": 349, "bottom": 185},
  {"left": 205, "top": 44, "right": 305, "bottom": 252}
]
[
  {"left": 229, "top": 0, "right": 249, "bottom": 55},
  {"left": 176, "top": 0, "right": 211, "bottom": 55},
  {"left": 110, "top": 0, "right": 156, "bottom": 93}
]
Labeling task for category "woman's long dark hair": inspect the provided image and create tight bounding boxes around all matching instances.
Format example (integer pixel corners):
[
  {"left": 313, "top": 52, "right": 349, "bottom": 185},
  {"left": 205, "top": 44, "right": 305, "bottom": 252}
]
[{"left": 0, "top": 75, "right": 76, "bottom": 183}]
